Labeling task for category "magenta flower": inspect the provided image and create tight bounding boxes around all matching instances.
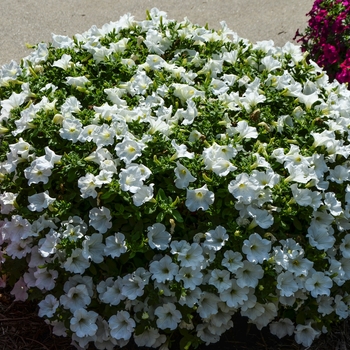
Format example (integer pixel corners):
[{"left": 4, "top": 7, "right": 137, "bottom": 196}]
[{"left": 295, "top": 0, "right": 350, "bottom": 85}]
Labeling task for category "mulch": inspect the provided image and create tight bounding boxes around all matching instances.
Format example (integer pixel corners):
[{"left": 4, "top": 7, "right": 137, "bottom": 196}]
[{"left": 0, "top": 288, "right": 349, "bottom": 350}]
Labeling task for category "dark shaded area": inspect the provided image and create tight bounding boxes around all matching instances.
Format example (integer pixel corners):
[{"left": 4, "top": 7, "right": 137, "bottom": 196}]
[{"left": 1, "top": 288, "right": 349, "bottom": 350}]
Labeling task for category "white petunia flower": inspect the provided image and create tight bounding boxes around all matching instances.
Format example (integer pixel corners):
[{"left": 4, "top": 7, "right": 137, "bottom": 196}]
[
  {"left": 235, "top": 260, "right": 264, "bottom": 288},
  {"left": 221, "top": 250, "right": 244, "bottom": 273},
  {"left": 305, "top": 271, "right": 333, "bottom": 298},
  {"left": 175, "top": 266, "right": 203, "bottom": 290},
  {"left": 276, "top": 271, "right": 299, "bottom": 297},
  {"left": 147, "top": 223, "right": 171, "bottom": 250},
  {"left": 38, "top": 294, "right": 59, "bottom": 318},
  {"left": 70, "top": 308, "right": 98, "bottom": 338},
  {"left": 172, "top": 83, "right": 205, "bottom": 104},
  {"left": 155, "top": 303, "right": 182, "bottom": 330},
  {"left": 185, "top": 184, "right": 214, "bottom": 212},
  {"left": 24, "top": 157, "right": 53, "bottom": 185},
  {"left": 109, "top": 311, "right": 135, "bottom": 340},
  {"left": 177, "top": 242, "right": 204, "bottom": 268},
  {"left": 174, "top": 161, "right": 197, "bottom": 189},
  {"left": 269, "top": 318, "right": 295, "bottom": 339},
  {"left": 82, "top": 233, "right": 106, "bottom": 263},
  {"left": 306, "top": 224, "right": 336, "bottom": 251},
  {"left": 231, "top": 120, "right": 258, "bottom": 139},
  {"left": 132, "top": 184, "right": 154, "bottom": 206},
  {"left": 63, "top": 248, "right": 90, "bottom": 274},
  {"left": 33, "top": 267, "right": 58, "bottom": 291},
  {"left": 60, "top": 284, "right": 91, "bottom": 312},
  {"left": 59, "top": 118, "right": 83, "bottom": 143},
  {"left": 340, "top": 234, "right": 350, "bottom": 258},
  {"left": 52, "top": 54, "right": 72, "bottom": 70},
  {"left": 246, "top": 206, "right": 274, "bottom": 229},
  {"left": 121, "top": 273, "right": 145, "bottom": 300},
  {"left": 119, "top": 166, "right": 144, "bottom": 193},
  {"left": 0, "top": 192, "right": 18, "bottom": 214},
  {"left": 203, "top": 226, "right": 228, "bottom": 251},
  {"left": 228, "top": 173, "right": 259, "bottom": 204},
  {"left": 92, "top": 124, "right": 116, "bottom": 148},
  {"left": 170, "top": 139, "right": 195, "bottom": 160},
  {"left": 294, "top": 322, "right": 320, "bottom": 347},
  {"left": 66, "top": 76, "right": 90, "bottom": 88},
  {"left": 27, "top": 191, "right": 56, "bottom": 212},
  {"left": 89, "top": 206, "right": 112, "bottom": 233},
  {"left": 149, "top": 255, "right": 178, "bottom": 283},
  {"left": 327, "top": 165, "right": 350, "bottom": 184},
  {"left": 197, "top": 292, "right": 221, "bottom": 318},
  {"left": 104, "top": 232, "right": 127, "bottom": 258},
  {"left": 242, "top": 232, "right": 271, "bottom": 263},
  {"left": 115, "top": 136, "right": 144, "bottom": 164},
  {"left": 134, "top": 327, "right": 166, "bottom": 348},
  {"left": 209, "top": 269, "right": 231, "bottom": 293},
  {"left": 78, "top": 173, "right": 99, "bottom": 198}
]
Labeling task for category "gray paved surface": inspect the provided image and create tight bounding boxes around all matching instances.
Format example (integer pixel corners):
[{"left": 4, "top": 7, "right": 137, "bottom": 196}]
[{"left": 0, "top": 0, "right": 314, "bottom": 65}]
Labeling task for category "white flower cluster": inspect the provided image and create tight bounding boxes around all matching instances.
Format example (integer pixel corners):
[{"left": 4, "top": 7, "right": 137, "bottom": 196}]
[{"left": 2, "top": 7, "right": 350, "bottom": 349}]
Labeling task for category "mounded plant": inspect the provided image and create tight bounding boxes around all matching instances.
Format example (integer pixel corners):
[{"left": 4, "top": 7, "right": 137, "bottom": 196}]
[
  {"left": 1, "top": 8, "right": 350, "bottom": 349},
  {"left": 295, "top": 0, "right": 350, "bottom": 84}
]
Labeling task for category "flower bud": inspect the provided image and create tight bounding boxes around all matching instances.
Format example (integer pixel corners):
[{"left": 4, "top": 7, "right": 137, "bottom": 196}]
[
  {"left": 0, "top": 126, "right": 9, "bottom": 134},
  {"left": 52, "top": 114, "right": 64, "bottom": 125}
]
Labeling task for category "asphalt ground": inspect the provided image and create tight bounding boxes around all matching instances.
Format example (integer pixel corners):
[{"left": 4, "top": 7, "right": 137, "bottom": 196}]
[{"left": 0, "top": 0, "right": 314, "bottom": 65}]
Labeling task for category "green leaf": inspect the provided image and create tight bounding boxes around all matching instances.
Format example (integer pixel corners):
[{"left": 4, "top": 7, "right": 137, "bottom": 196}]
[
  {"left": 172, "top": 209, "right": 184, "bottom": 223},
  {"left": 156, "top": 211, "right": 165, "bottom": 222}
]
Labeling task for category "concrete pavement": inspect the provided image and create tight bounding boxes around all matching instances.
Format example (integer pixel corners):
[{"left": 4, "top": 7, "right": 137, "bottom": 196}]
[{"left": 0, "top": 0, "right": 314, "bottom": 65}]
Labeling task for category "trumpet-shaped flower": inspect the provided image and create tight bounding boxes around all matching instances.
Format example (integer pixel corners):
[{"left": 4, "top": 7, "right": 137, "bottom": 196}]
[
  {"left": 108, "top": 311, "right": 136, "bottom": 340},
  {"left": 305, "top": 271, "right": 333, "bottom": 298},
  {"left": 155, "top": 303, "right": 182, "bottom": 330},
  {"left": 52, "top": 54, "right": 72, "bottom": 70},
  {"left": 269, "top": 318, "right": 295, "bottom": 339},
  {"left": 174, "top": 161, "right": 196, "bottom": 189},
  {"left": 115, "top": 136, "right": 144, "bottom": 164},
  {"left": 60, "top": 284, "right": 91, "bottom": 312},
  {"left": 82, "top": 233, "right": 105, "bottom": 263},
  {"left": 27, "top": 191, "right": 56, "bottom": 212},
  {"left": 177, "top": 242, "right": 204, "bottom": 268},
  {"left": 221, "top": 250, "right": 244, "bottom": 273},
  {"left": 175, "top": 266, "right": 203, "bottom": 290},
  {"left": 203, "top": 225, "right": 228, "bottom": 251},
  {"left": 231, "top": 120, "right": 258, "bottom": 139},
  {"left": 294, "top": 322, "right": 320, "bottom": 347},
  {"left": 70, "top": 308, "right": 98, "bottom": 338},
  {"left": 235, "top": 260, "right": 264, "bottom": 288},
  {"left": 228, "top": 173, "right": 259, "bottom": 204},
  {"left": 89, "top": 206, "right": 112, "bottom": 233},
  {"left": 209, "top": 269, "right": 231, "bottom": 293},
  {"left": 242, "top": 233, "right": 271, "bottom": 263},
  {"left": 63, "top": 248, "right": 90, "bottom": 274},
  {"left": 132, "top": 184, "right": 154, "bottom": 206},
  {"left": 0, "top": 192, "right": 18, "bottom": 214},
  {"left": 33, "top": 267, "right": 58, "bottom": 291},
  {"left": 10, "top": 277, "right": 28, "bottom": 301},
  {"left": 59, "top": 118, "right": 83, "bottom": 143},
  {"left": 147, "top": 223, "right": 171, "bottom": 250},
  {"left": 185, "top": 184, "right": 214, "bottom": 211},
  {"left": 78, "top": 173, "right": 99, "bottom": 198},
  {"left": 24, "top": 157, "right": 53, "bottom": 185},
  {"left": 38, "top": 294, "right": 59, "bottom": 318},
  {"left": 104, "top": 232, "right": 127, "bottom": 258},
  {"left": 149, "top": 255, "right": 179, "bottom": 283},
  {"left": 171, "top": 139, "right": 195, "bottom": 159},
  {"left": 276, "top": 271, "right": 299, "bottom": 297}
]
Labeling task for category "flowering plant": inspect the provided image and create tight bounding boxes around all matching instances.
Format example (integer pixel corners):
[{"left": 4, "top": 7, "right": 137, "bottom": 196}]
[
  {"left": 294, "top": 0, "right": 350, "bottom": 84},
  {"left": 1, "top": 8, "right": 350, "bottom": 349}
]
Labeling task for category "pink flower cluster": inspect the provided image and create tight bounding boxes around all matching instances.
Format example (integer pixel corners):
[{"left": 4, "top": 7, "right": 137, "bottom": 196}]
[{"left": 295, "top": 0, "right": 350, "bottom": 84}]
